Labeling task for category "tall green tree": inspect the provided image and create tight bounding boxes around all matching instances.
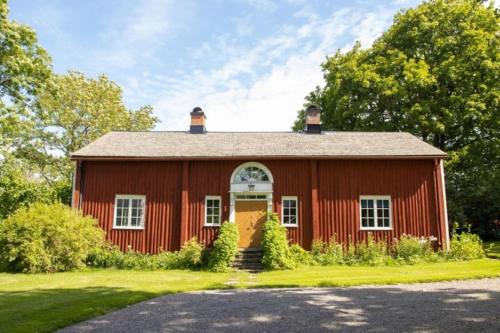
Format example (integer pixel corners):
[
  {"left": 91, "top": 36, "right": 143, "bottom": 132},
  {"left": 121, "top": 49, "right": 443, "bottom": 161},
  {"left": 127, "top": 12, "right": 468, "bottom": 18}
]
[
  {"left": 27, "top": 71, "right": 159, "bottom": 180},
  {"left": 0, "top": 0, "right": 56, "bottom": 218},
  {"left": 36, "top": 72, "right": 157, "bottom": 157},
  {"left": 294, "top": 0, "right": 499, "bottom": 236},
  {"left": 0, "top": 0, "right": 52, "bottom": 151},
  {"left": 0, "top": 0, "right": 159, "bottom": 216}
]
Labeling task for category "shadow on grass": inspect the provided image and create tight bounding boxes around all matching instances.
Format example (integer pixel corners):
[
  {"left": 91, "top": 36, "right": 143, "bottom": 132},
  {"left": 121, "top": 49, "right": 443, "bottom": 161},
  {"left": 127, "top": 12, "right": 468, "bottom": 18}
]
[
  {"left": 0, "top": 282, "right": 232, "bottom": 333},
  {"left": 60, "top": 283, "right": 500, "bottom": 333}
]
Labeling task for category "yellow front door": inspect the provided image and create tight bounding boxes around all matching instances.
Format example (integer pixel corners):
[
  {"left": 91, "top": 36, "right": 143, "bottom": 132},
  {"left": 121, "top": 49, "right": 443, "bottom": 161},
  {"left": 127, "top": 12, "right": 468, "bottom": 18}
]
[{"left": 235, "top": 200, "right": 267, "bottom": 248}]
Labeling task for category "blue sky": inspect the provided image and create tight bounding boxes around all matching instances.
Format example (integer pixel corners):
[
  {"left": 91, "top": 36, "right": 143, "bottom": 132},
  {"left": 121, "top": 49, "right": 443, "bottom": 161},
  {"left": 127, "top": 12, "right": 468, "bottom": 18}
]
[{"left": 10, "top": 0, "right": 420, "bottom": 131}]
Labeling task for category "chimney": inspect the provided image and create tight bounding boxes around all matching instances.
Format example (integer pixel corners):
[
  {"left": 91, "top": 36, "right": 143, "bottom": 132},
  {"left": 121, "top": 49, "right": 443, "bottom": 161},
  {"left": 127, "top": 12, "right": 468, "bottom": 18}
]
[
  {"left": 305, "top": 105, "right": 321, "bottom": 134},
  {"left": 190, "top": 106, "right": 206, "bottom": 134}
]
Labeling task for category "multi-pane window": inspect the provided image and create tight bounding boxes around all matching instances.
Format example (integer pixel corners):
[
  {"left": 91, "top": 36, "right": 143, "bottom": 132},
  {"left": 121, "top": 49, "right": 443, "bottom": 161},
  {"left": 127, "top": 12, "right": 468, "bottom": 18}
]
[
  {"left": 114, "top": 195, "right": 146, "bottom": 229},
  {"left": 360, "top": 196, "right": 391, "bottom": 229},
  {"left": 205, "top": 196, "right": 221, "bottom": 226},
  {"left": 282, "top": 196, "right": 298, "bottom": 227},
  {"left": 235, "top": 166, "right": 270, "bottom": 182}
]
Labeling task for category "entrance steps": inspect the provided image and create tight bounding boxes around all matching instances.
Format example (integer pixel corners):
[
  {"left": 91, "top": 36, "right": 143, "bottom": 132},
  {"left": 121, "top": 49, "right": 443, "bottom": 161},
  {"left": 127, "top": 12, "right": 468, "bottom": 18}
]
[{"left": 232, "top": 249, "right": 265, "bottom": 273}]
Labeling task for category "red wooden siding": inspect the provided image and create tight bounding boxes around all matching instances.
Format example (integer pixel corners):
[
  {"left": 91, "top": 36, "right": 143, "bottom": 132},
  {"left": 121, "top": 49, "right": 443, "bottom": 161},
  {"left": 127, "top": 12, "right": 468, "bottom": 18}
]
[
  {"left": 184, "top": 160, "right": 235, "bottom": 247},
  {"left": 81, "top": 161, "right": 183, "bottom": 253},
  {"left": 76, "top": 158, "right": 446, "bottom": 253},
  {"left": 265, "top": 160, "right": 313, "bottom": 249},
  {"left": 316, "top": 159, "right": 441, "bottom": 246}
]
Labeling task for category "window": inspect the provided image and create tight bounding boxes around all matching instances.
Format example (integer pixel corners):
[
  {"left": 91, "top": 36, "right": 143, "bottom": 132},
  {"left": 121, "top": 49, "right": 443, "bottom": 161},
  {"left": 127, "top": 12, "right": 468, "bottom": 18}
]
[
  {"left": 236, "top": 194, "right": 267, "bottom": 200},
  {"left": 205, "top": 196, "right": 221, "bottom": 226},
  {"left": 360, "top": 196, "right": 391, "bottom": 230},
  {"left": 234, "top": 166, "right": 270, "bottom": 183},
  {"left": 282, "top": 196, "right": 298, "bottom": 227},
  {"left": 114, "top": 195, "right": 146, "bottom": 229}
]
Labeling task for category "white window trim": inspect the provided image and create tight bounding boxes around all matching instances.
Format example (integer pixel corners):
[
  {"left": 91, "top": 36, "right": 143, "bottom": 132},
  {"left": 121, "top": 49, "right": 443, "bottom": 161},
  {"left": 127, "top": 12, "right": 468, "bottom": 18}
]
[
  {"left": 281, "top": 196, "right": 299, "bottom": 228},
  {"left": 204, "top": 195, "right": 222, "bottom": 227},
  {"left": 359, "top": 195, "right": 392, "bottom": 231},
  {"left": 113, "top": 194, "right": 146, "bottom": 230}
]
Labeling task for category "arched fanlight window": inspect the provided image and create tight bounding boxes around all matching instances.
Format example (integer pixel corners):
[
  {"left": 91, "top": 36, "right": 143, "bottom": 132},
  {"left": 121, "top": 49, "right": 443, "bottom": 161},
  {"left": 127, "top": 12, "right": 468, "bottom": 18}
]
[{"left": 234, "top": 166, "right": 270, "bottom": 183}]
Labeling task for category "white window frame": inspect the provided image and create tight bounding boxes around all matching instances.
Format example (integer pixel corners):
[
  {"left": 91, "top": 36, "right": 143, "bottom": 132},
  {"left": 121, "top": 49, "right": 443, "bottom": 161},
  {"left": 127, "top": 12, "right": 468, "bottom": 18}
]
[
  {"left": 359, "top": 195, "right": 392, "bottom": 230},
  {"left": 113, "top": 195, "right": 146, "bottom": 230},
  {"left": 281, "top": 196, "right": 298, "bottom": 228},
  {"left": 204, "top": 195, "right": 222, "bottom": 227}
]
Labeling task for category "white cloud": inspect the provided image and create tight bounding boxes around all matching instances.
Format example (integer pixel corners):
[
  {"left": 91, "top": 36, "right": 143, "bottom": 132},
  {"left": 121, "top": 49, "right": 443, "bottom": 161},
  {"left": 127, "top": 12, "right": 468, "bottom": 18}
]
[
  {"left": 151, "top": 7, "right": 394, "bottom": 131},
  {"left": 245, "top": 0, "right": 278, "bottom": 13},
  {"left": 91, "top": 0, "right": 195, "bottom": 71}
]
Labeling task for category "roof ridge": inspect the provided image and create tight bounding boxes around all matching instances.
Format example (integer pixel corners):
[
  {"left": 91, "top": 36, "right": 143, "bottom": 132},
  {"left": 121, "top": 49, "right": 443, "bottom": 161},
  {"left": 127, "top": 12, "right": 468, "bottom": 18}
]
[{"left": 107, "top": 130, "right": 412, "bottom": 134}]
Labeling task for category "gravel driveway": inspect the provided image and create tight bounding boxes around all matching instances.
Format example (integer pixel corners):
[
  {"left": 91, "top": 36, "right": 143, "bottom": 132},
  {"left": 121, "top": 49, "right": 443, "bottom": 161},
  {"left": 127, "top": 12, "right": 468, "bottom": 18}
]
[{"left": 60, "top": 278, "right": 500, "bottom": 333}]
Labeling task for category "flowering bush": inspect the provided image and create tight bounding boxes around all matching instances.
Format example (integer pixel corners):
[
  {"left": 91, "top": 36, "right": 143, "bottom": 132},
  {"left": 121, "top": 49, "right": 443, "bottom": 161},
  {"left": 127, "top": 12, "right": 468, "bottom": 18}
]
[
  {"left": 87, "top": 237, "right": 205, "bottom": 270},
  {"left": 354, "top": 234, "right": 390, "bottom": 266},
  {"left": 311, "top": 236, "right": 343, "bottom": 265},
  {"left": 393, "top": 234, "right": 437, "bottom": 264}
]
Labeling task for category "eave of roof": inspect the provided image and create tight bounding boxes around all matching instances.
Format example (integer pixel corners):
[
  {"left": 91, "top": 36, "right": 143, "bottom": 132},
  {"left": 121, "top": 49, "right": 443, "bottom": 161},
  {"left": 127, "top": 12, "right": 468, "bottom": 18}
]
[{"left": 70, "top": 131, "right": 447, "bottom": 160}]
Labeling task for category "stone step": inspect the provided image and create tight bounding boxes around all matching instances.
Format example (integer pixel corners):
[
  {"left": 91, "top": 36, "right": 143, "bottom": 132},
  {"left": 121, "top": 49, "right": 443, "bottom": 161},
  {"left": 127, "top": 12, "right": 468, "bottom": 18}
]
[
  {"left": 237, "top": 250, "right": 263, "bottom": 254},
  {"left": 232, "top": 263, "right": 265, "bottom": 272},
  {"left": 233, "top": 257, "right": 262, "bottom": 264},
  {"left": 232, "top": 249, "right": 264, "bottom": 272},
  {"left": 235, "top": 254, "right": 263, "bottom": 260}
]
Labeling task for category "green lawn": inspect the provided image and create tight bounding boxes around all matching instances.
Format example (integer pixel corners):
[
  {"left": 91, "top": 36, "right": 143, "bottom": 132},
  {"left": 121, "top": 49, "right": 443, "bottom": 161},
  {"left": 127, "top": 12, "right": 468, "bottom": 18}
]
[
  {"left": 255, "top": 259, "right": 500, "bottom": 288},
  {"left": 486, "top": 241, "right": 500, "bottom": 259},
  {"left": 0, "top": 269, "right": 247, "bottom": 333},
  {"left": 1, "top": 258, "right": 500, "bottom": 333}
]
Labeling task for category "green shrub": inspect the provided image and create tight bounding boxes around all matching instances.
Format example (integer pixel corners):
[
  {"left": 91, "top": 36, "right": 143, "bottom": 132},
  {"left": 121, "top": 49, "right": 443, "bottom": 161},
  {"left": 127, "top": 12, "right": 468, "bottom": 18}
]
[
  {"left": 155, "top": 251, "right": 181, "bottom": 269},
  {"left": 0, "top": 203, "right": 104, "bottom": 273},
  {"left": 448, "top": 232, "right": 485, "bottom": 260},
  {"left": 175, "top": 237, "right": 205, "bottom": 269},
  {"left": 311, "top": 236, "right": 343, "bottom": 265},
  {"left": 354, "top": 234, "right": 389, "bottom": 266},
  {"left": 208, "top": 222, "right": 239, "bottom": 272},
  {"left": 344, "top": 237, "right": 357, "bottom": 265},
  {"left": 87, "top": 238, "right": 205, "bottom": 270},
  {"left": 393, "top": 234, "right": 435, "bottom": 264},
  {"left": 261, "top": 213, "right": 296, "bottom": 270},
  {"left": 289, "top": 244, "right": 314, "bottom": 266},
  {"left": 86, "top": 242, "right": 125, "bottom": 268}
]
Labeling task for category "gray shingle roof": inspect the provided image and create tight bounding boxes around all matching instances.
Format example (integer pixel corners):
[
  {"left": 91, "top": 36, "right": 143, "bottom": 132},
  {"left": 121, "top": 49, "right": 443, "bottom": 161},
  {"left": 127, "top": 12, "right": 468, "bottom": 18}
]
[{"left": 71, "top": 131, "right": 446, "bottom": 159}]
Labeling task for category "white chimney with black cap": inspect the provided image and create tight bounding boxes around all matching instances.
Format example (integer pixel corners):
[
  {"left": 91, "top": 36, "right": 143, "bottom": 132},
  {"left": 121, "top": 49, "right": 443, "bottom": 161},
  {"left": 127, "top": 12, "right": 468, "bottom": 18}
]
[
  {"left": 305, "top": 105, "right": 321, "bottom": 134},
  {"left": 190, "top": 107, "right": 206, "bottom": 134}
]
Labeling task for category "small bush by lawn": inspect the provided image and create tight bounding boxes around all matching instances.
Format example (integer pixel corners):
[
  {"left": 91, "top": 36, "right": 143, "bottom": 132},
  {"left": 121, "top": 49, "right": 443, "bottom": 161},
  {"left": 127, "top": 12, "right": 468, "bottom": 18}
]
[
  {"left": 262, "top": 215, "right": 485, "bottom": 270},
  {"left": 87, "top": 237, "right": 206, "bottom": 270},
  {"left": 485, "top": 241, "right": 500, "bottom": 259},
  {"left": 447, "top": 232, "right": 485, "bottom": 260},
  {"left": 207, "top": 222, "right": 239, "bottom": 272},
  {"left": 0, "top": 203, "right": 104, "bottom": 273},
  {"left": 261, "top": 213, "right": 296, "bottom": 270}
]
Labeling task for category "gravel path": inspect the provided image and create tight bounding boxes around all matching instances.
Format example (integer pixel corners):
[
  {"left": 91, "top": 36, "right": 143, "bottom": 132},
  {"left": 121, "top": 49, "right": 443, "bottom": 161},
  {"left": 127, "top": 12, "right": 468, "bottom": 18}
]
[{"left": 60, "top": 278, "right": 500, "bottom": 333}]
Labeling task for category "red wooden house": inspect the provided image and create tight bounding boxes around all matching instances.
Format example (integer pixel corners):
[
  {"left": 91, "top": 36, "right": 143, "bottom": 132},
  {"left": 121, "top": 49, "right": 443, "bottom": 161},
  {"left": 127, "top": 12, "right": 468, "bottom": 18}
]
[{"left": 71, "top": 106, "right": 449, "bottom": 252}]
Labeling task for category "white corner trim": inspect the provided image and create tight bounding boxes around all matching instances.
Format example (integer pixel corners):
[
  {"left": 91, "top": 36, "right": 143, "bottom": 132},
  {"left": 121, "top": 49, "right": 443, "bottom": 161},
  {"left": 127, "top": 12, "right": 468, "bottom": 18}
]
[
  {"left": 440, "top": 160, "right": 450, "bottom": 250},
  {"left": 71, "top": 163, "right": 76, "bottom": 209}
]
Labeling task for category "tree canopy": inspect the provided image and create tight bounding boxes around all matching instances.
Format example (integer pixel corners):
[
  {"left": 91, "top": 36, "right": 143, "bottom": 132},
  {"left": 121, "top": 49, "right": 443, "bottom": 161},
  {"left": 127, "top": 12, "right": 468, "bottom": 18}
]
[
  {"left": 0, "top": 0, "right": 159, "bottom": 218},
  {"left": 294, "top": 0, "right": 499, "bottom": 235},
  {"left": 36, "top": 71, "right": 158, "bottom": 157},
  {"left": 0, "top": 0, "right": 52, "bottom": 152}
]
